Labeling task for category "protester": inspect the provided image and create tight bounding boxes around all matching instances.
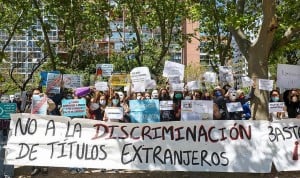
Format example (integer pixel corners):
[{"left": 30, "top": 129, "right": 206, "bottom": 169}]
[
  {"left": 173, "top": 91, "right": 184, "bottom": 121},
  {"left": 268, "top": 89, "right": 288, "bottom": 121},
  {"left": 284, "top": 89, "right": 300, "bottom": 118}
]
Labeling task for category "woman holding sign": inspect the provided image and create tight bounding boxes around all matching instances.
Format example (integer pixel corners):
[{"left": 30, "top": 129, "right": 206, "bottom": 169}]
[
  {"left": 269, "top": 89, "right": 288, "bottom": 121},
  {"left": 103, "top": 93, "right": 125, "bottom": 122}
]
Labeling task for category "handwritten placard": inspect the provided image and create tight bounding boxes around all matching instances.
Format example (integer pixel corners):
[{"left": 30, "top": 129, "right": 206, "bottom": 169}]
[
  {"left": 268, "top": 102, "right": 285, "bottom": 113},
  {"left": 226, "top": 102, "right": 243, "bottom": 112},
  {"left": 277, "top": 64, "right": 300, "bottom": 88},
  {"left": 0, "top": 103, "right": 17, "bottom": 119},
  {"left": 95, "top": 81, "right": 109, "bottom": 91},
  {"left": 163, "top": 61, "right": 185, "bottom": 80},
  {"left": 259, "top": 79, "right": 274, "bottom": 91},
  {"left": 105, "top": 107, "right": 124, "bottom": 122},
  {"left": 159, "top": 100, "right": 174, "bottom": 110},
  {"left": 181, "top": 100, "right": 213, "bottom": 121}
]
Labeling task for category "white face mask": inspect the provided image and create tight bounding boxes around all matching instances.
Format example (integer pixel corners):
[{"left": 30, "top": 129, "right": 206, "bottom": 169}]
[
  {"left": 145, "top": 96, "right": 150, "bottom": 99},
  {"left": 136, "top": 96, "right": 142, "bottom": 100},
  {"left": 229, "top": 91, "right": 237, "bottom": 101},
  {"left": 292, "top": 96, "right": 298, "bottom": 103},
  {"left": 99, "top": 100, "right": 106, "bottom": 106}
]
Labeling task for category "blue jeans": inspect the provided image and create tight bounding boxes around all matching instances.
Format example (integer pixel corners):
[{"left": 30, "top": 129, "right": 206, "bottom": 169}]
[{"left": 0, "top": 130, "right": 14, "bottom": 177}]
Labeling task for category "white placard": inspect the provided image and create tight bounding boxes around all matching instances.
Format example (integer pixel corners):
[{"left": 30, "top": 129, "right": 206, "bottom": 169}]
[
  {"left": 6, "top": 114, "right": 273, "bottom": 173},
  {"left": 159, "top": 100, "right": 173, "bottom": 110},
  {"left": 259, "top": 79, "right": 274, "bottom": 91},
  {"left": 203, "top": 71, "right": 217, "bottom": 83},
  {"left": 181, "top": 100, "right": 213, "bottom": 121},
  {"left": 130, "top": 67, "right": 151, "bottom": 83},
  {"left": 277, "top": 64, "right": 300, "bottom": 88},
  {"left": 219, "top": 66, "right": 234, "bottom": 83},
  {"left": 186, "top": 81, "right": 200, "bottom": 90},
  {"left": 171, "top": 83, "right": 185, "bottom": 91},
  {"left": 268, "top": 102, "right": 285, "bottom": 113},
  {"left": 241, "top": 76, "right": 253, "bottom": 88},
  {"left": 168, "top": 76, "right": 181, "bottom": 84},
  {"left": 132, "top": 82, "right": 146, "bottom": 93},
  {"left": 163, "top": 61, "right": 185, "bottom": 80},
  {"left": 226, "top": 102, "right": 243, "bottom": 112},
  {"left": 145, "top": 79, "right": 157, "bottom": 89},
  {"left": 105, "top": 107, "right": 123, "bottom": 122},
  {"left": 95, "top": 81, "right": 109, "bottom": 91},
  {"left": 63, "top": 74, "right": 82, "bottom": 89}
]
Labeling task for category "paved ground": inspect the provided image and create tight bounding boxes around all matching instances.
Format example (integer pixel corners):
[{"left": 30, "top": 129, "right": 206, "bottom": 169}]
[{"left": 13, "top": 166, "right": 300, "bottom": 178}]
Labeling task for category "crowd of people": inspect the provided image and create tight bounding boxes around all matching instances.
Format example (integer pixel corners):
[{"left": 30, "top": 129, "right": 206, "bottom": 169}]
[{"left": 0, "top": 81, "right": 300, "bottom": 176}]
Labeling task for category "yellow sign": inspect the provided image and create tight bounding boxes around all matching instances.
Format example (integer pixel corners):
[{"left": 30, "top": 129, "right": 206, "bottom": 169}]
[{"left": 110, "top": 74, "right": 130, "bottom": 86}]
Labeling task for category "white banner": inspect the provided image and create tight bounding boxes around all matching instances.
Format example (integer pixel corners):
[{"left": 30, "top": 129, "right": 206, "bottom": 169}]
[
  {"left": 163, "top": 61, "right": 185, "bottom": 81},
  {"left": 6, "top": 114, "right": 272, "bottom": 173},
  {"left": 277, "top": 64, "right": 300, "bottom": 88}
]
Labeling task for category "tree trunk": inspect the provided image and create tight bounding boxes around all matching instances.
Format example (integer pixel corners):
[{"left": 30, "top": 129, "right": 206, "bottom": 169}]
[{"left": 248, "top": 46, "right": 270, "bottom": 120}]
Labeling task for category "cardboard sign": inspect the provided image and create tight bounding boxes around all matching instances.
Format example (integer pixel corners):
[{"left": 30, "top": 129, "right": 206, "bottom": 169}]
[
  {"left": 259, "top": 79, "right": 274, "bottom": 91},
  {"left": 63, "top": 74, "right": 82, "bottom": 89},
  {"left": 277, "top": 64, "right": 300, "bottom": 88},
  {"left": 129, "top": 99, "right": 160, "bottom": 123},
  {"left": 61, "top": 99, "right": 86, "bottom": 117},
  {"left": 268, "top": 102, "right": 285, "bottom": 113},
  {"left": 163, "top": 61, "right": 185, "bottom": 80},
  {"left": 0, "top": 103, "right": 17, "bottom": 119}
]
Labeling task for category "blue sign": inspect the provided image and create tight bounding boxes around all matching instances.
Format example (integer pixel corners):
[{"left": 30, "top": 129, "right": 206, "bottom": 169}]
[
  {"left": 129, "top": 99, "right": 160, "bottom": 123},
  {"left": 62, "top": 99, "right": 86, "bottom": 117},
  {"left": 40, "top": 71, "right": 60, "bottom": 86},
  {"left": 0, "top": 103, "right": 17, "bottom": 119}
]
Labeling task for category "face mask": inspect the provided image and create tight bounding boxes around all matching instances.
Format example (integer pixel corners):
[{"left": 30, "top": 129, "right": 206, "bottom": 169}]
[
  {"left": 292, "top": 96, "right": 298, "bottom": 103},
  {"left": 0, "top": 96, "right": 10, "bottom": 103},
  {"left": 145, "top": 96, "right": 150, "bottom": 99},
  {"left": 151, "top": 94, "right": 158, "bottom": 99},
  {"left": 136, "top": 96, "right": 142, "bottom": 100},
  {"left": 112, "top": 99, "right": 119, "bottom": 105},
  {"left": 175, "top": 93, "right": 182, "bottom": 99},
  {"left": 271, "top": 97, "right": 279, "bottom": 102},
  {"left": 215, "top": 90, "right": 222, "bottom": 97},
  {"left": 184, "top": 96, "right": 191, "bottom": 100},
  {"left": 99, "top": 100, "right": 106, "bottom": 105}
]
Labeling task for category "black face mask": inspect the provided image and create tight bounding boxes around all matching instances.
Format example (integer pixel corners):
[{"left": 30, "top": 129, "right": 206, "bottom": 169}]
[{"left": 162, "top": 94, "right": 168, "bottom": 99}]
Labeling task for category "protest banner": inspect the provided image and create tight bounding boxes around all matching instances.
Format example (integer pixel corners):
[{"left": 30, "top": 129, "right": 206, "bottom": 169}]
[
  {"left": 181, "top": 100, "right": 213, "bottom": 121},
  {"left": 268, "top": 102, "right": 285, "bottom": 113},
  {"left": 0, "top": 103, "right": 16, "bottom": 119},
  {"left": 6, "top": 114, "right": 273, "bottom": 173},
  {"left": 129, "top": 99, "right": 160, "bottom": 123},
  {"left": 96, "top": 64, "right": 114, "bottom": 77},
  {"left": 63, "top": 74, "right": 82, "bottom": 89},
  {"left": 277, "top": 64, "right": 300, "bottom": 88},
  {"left": 105, "top": 107, "right": 124, "bottom": 122},
  {"left": 46, "top": 73, "right": 62, "bottom": 94},
  {"left": 110, "top": 74, "right": 130, "bottom": 86},
  {"left": 163, "top": 61, "right": 185, "bottom": 80},
  {"left": 269, "top": 119, "right": 300, "bottom": 171},
  {"left": 130, "top": 67, "right": 151, "bottom": 84},
  {"left": 259, "top": 79, "right": 274, "bottom": 91},
  {"left": 61, "top": 99, "right": 86, "bottom": 117},
  {"left": 95, "top": 81, "right": 109, "bottom": 91},
  {"left": 31, "top": 95, "right": 47, "bottom": 115}
]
